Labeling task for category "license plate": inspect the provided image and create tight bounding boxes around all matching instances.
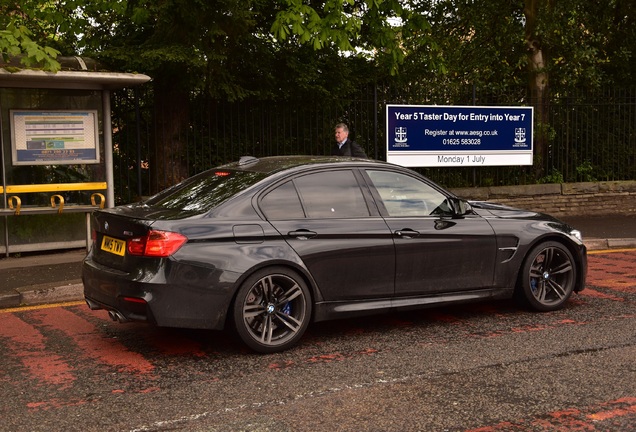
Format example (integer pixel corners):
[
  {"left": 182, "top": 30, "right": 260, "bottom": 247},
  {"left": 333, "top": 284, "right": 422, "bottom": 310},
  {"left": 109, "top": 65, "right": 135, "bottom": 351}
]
[{"left": 101, "top": 235, "right": 126, "bottom": 256}]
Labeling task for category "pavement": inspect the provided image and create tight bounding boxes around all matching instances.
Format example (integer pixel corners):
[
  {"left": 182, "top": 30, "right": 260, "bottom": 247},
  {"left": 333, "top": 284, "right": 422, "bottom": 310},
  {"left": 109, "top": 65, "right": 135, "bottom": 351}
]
[{"left": 1, "top": 215, "right": 635, "bottom": 310}]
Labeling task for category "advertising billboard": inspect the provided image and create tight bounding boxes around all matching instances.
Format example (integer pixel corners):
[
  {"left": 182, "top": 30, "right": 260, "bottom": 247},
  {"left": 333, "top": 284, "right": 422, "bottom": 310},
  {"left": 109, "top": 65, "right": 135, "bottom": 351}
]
[{"left": 386, "top": 105, "right": 533, "bottom": 167}]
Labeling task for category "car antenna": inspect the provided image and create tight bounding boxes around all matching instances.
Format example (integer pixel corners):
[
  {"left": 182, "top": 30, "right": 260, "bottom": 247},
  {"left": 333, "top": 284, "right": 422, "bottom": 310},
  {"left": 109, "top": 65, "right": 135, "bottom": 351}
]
[{"left": 238, "top": 156, "right": 259, "bottom": 166}]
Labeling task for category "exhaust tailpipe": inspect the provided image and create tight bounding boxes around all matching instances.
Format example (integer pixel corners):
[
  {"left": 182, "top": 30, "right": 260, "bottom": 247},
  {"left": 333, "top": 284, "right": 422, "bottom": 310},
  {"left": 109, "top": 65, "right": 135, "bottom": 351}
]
[{"left": 107, "top": 310, "right": 130, "bottom": 323}]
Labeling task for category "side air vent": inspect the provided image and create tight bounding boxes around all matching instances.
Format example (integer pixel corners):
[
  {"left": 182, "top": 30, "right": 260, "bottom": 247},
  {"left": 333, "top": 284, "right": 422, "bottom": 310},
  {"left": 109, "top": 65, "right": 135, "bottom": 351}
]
[{"left": 497, "top": 236, "right": 520, "bottom": 263}]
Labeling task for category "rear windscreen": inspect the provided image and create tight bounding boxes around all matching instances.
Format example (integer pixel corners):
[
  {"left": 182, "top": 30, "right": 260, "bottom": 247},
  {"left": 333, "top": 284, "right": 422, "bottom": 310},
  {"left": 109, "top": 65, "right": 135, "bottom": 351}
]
[{"left": 144, "top": 170, "right": 267, "bottom": 213}]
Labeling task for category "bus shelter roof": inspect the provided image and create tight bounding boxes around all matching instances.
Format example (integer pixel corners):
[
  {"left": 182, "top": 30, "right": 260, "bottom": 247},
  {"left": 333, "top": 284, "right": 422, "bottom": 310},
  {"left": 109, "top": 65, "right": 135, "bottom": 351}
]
[{"left": 0, "top": 56, "right": 151, "bottom": 90}]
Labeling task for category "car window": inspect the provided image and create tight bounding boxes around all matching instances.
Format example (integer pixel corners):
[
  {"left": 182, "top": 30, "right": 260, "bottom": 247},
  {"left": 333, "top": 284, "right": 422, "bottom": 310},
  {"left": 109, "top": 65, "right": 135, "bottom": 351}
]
[
  {"left": 260, "top": 181, "right": 305, "bottom": 220},
  {"left": 294, "top": 170, "right": 370, "bottom": 219},
  {"left": 366, "top": 170, "right": 448, "bottom": 217},
  {"left": 145, "top": 170, "right": 267, "bottom": 213}
]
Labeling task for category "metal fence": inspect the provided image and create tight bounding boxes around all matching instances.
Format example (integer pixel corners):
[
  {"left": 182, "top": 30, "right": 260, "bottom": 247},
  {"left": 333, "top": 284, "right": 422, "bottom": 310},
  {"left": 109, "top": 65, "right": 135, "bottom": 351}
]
[
  {"left": 111, "top": 85, "right": 636, "bottom": 204},
  {"left": 547, "top": 88, "right": 636, "bottom": 183}
]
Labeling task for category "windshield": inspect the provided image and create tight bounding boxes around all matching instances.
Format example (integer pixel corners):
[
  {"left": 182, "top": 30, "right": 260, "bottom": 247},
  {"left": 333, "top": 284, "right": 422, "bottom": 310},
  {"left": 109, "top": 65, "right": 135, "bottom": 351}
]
[{"left": 144, "top": 169, "right": 267, "bottom": 213}]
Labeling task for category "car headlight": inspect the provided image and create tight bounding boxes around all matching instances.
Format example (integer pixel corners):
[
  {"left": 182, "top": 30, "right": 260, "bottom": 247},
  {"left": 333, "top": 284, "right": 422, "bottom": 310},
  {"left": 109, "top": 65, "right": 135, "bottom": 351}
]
[{"left": 570, "top": 229, "right": 582, "bottom": 241}]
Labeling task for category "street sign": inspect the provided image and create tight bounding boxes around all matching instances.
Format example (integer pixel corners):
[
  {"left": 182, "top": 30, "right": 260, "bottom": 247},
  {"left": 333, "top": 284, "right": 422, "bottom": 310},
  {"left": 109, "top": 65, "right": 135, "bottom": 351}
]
[{"left": 386, "top": 105, "right": 533, "bottom": 167}]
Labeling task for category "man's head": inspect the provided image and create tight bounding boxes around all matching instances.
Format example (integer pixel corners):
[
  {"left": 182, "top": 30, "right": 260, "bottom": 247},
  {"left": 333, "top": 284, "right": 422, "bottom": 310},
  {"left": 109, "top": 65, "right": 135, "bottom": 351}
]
[{"left": 334, "top": 123, "right": 349, "bottom": 143}]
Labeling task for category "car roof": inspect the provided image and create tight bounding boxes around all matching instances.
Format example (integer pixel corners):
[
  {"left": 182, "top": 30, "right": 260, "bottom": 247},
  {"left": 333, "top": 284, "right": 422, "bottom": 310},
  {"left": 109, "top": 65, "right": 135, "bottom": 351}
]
[{"left": 219, "top": 155, "right": 392, "bottom": 175}]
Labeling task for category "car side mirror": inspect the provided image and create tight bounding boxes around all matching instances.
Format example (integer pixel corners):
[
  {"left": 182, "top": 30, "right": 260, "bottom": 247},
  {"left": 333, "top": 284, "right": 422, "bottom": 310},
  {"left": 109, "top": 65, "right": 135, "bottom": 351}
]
[{"left": 448, "top": 197, "right": 472, "bottom": 218}]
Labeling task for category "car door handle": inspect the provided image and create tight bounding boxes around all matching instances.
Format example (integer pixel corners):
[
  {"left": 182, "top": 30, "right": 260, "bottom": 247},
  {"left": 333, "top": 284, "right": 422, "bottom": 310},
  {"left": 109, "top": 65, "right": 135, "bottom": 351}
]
[
  {"left": 288, "top": 229, "right": 317, "bottom": 240},
  {"left": 394, "top": 228, "right": 420, "bottom": 239}
]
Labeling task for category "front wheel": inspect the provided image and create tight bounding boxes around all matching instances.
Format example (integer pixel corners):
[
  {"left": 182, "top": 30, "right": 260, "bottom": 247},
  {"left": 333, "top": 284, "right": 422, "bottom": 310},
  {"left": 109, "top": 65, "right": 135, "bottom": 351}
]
[
  {"left": 516, "top": 241, "right": 577, "bottom": 312},
  {"left": 232, "top": 267, "right": 312, "bottom": 353}
]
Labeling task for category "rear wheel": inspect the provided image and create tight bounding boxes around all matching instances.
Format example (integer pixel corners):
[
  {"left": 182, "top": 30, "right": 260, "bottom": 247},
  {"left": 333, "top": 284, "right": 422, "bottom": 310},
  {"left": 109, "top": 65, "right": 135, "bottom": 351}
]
[
  {"left": 517, "top": 241, "right": 576, "bottom": 311},
  {"left": 232, "top": 267, "right": 311, "bottom": 353}
]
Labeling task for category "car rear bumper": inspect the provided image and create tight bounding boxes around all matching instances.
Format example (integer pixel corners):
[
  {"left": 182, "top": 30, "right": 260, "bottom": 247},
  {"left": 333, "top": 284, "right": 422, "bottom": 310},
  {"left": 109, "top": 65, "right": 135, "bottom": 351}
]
[{"left": 82, "top": 256, "right": 237, "bottom": 330}]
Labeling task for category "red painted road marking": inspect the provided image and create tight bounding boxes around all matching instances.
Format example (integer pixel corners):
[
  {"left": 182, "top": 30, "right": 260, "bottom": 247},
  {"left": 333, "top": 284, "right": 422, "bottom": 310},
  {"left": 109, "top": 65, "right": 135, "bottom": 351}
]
[
  {"left": 28, "top": 307, "right": 155, "bottom": 375},
  {"left": 0, "top": 249, "right": 633, "bottom": 392},
  {"left": 142, "top": 330, "right": 207, "bottom": 357},
  {"left": 586, "top": 250, "right": 636, "bottom": 296},
  {"left": 26, "top": 398, "right": 89, "bottom": 411},
  {"left": 268, "top": 348, "right": 380, "bottom": 370},
  {"left": 72, "top": 305, "right": 209, "bottom": 358},
  {"left": 465, "top": 397, "right": 636, "bottom": 431},
  {"left": 469, "top": 318, "right": 588, "bottom": 339},
  {"left": 587, "top": 397, "right": 636, "bottom": 421},
  {"left": 0, "top": 313, "right": 75, "bottom": 388},
  {"left": 581, "top": 287, "right": 626, "bottom": 301}
]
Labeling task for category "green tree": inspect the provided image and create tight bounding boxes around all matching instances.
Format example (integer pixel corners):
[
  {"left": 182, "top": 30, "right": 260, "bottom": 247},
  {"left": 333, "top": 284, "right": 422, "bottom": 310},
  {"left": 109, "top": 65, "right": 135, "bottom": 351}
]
[
  {"left": 382, "top": 0, "right": 635, "bottom": 179},
  {"left": 2, "top": 0, "right": 408, "bottom": 191},
  {"left": 523, "top": 0, "right": 636, "bottom": 177},
  {"left": 0, "top": 2, "right": 62, "bottom": 70},
  {"left": 272, "top": 0, "right": 437, "bottom": 77},
  {"left": 88, "top": 0, "right": 265, "bottom": 191},
  {"left": 3, "top": 1, "right": 635, "bottom": 187}
]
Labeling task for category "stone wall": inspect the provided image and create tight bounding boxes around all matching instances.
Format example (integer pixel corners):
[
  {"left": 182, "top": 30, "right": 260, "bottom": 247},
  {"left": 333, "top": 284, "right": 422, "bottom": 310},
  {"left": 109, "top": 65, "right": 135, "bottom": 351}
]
[{"left": 450, "top": 181, "right": 636, "bottom": 218}]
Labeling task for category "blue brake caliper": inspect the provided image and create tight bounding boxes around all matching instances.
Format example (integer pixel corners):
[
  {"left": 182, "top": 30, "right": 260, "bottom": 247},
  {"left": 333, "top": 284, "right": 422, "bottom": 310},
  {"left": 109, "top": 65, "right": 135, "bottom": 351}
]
[
  {"left": 281, "top": 302, "right": 291, "bottom": 315},
  {"left": 530, "top": 278, "right": 538, "bottom": 293}
]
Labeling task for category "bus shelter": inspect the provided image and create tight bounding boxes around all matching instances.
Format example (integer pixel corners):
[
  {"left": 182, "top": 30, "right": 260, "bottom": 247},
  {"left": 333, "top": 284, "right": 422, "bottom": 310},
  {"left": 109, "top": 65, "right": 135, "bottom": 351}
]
[{"left": 0, "top": 57, "right": 150, "bottom": 256}]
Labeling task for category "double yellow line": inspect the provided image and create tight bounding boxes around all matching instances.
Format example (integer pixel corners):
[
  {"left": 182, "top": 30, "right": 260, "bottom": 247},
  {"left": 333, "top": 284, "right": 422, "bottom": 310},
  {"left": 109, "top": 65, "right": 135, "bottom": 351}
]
[
  {"left": 588, "top": 248, "right": 636, "bottom": 255},
  {"left": 0, "top": 301, "right": 85, "bottom": 314}
]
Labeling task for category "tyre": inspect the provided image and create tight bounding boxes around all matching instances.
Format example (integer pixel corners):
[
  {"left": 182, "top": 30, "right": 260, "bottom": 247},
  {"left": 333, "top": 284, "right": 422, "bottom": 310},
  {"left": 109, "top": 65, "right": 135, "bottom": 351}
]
[
  {"left": 232, "top": 267, "right": 312, "bottom": 353},
  {"left": 517, "top": 241, "right": 576, "bottom": 311}
]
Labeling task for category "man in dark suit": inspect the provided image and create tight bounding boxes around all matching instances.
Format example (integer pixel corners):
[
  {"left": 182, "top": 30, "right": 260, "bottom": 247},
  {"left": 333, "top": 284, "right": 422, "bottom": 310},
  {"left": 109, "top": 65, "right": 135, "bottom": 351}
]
[{"left": 331, "top": 123, "right": 368, "bottom": 158}]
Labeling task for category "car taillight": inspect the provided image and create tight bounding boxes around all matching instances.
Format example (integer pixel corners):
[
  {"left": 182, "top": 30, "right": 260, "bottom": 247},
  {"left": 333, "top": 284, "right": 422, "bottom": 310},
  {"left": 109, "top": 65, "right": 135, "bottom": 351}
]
[{"left": 127, "top": 230, "right": 187, "bottom": 257}]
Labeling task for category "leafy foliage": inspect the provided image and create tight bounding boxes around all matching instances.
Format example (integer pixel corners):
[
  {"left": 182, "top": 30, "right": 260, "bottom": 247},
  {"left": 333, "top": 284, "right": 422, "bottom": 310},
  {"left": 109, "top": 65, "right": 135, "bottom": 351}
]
[
  {"left": 4, "top": 1, "right": 635, "bottom": 96},
  {"left": 2, "top": 1, "right": 636, "bottom": 191},
  {"left": 0, "top": 20, "right": 61, "bottom": 71}
]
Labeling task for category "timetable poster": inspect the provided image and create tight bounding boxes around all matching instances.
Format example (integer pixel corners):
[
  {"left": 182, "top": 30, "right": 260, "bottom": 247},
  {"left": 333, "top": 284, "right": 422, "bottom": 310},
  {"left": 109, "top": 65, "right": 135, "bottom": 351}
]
[{"left": 11, "top": 110, "right": 100, "bottom": 165}]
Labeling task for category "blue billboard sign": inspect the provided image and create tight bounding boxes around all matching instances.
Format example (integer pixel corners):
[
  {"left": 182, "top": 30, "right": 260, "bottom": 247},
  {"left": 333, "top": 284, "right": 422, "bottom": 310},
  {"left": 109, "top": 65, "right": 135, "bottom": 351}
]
[{"left": 386, "top": 105, "right": 533, "bottom": 167}]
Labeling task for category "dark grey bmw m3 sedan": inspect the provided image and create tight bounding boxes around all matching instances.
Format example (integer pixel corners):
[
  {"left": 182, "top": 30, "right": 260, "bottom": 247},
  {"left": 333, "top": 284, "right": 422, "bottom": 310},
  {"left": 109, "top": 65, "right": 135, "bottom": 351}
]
[{"left": 83, "top": 156, "right": 587, "bottom": 353}]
